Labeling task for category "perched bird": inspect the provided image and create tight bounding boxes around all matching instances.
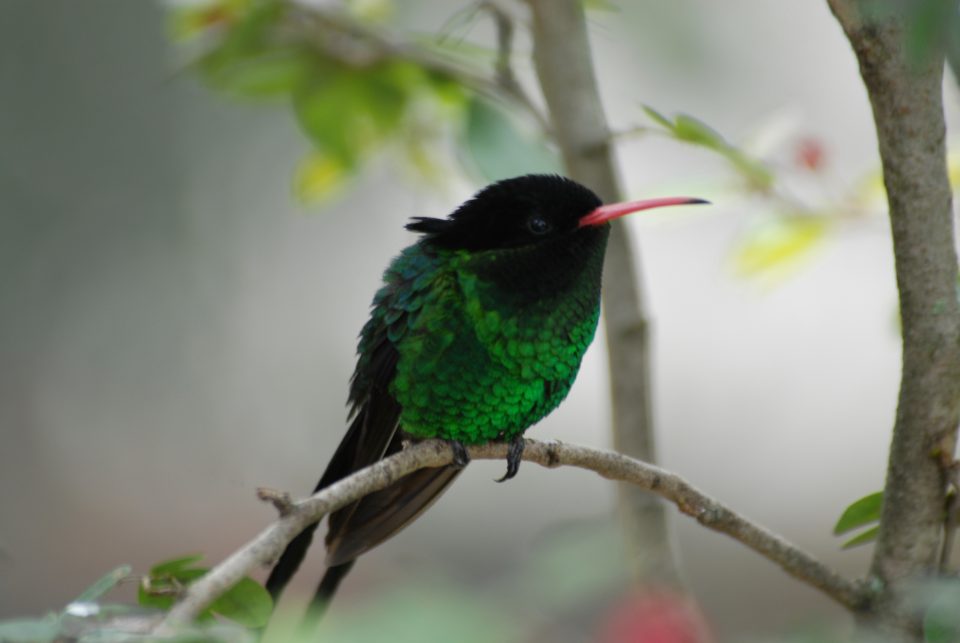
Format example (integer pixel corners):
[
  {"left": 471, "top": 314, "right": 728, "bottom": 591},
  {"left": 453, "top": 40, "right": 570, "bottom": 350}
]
[{"left": 266, "top": 174, "right": 705, "bottom": 622}]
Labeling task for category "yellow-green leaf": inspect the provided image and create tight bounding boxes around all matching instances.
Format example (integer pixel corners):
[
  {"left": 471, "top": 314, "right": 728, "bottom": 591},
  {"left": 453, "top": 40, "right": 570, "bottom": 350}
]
[
  {"left": 294, "top": 152, "right": 348, "bottom": 203},
  {"left": 948, "top": 151, "right": 960, "bottom": 190},
  {"left": 734, "top": 215, "right": 829, "bottom": 279}
]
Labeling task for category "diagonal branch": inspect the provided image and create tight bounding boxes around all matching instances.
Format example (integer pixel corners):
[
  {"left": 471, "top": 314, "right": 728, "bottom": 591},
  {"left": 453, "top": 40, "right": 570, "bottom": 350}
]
[{"left": 153, "top": 438, "right": 864, "bottom": 634}]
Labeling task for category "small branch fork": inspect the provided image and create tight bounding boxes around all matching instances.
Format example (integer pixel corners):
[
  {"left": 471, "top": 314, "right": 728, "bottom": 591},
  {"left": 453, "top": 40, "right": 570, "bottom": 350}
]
[{"left": 153, "top": 438, "right": 865, "bottom": 634}]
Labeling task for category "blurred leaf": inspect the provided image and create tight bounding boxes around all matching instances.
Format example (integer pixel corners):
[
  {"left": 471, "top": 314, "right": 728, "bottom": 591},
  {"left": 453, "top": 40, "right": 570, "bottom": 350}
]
[
  {"left": 73, "top": 565, "right": 132, "bottom": 604},
  {"left": 294, "top": 152, "right": 349, "bottom": 203},
  {"left": 139, "top": 568, "right": 207, "bottom": 612},
  {"left": 948, "top": 152, "right": 960, "bottom": 190},
  {"left": 734, "top": 215, "right": 830, "bottom": 278},
  {"left": 198, "top": 0, "right": 284, "bottom": 60},
  {"left": 415, "top": 36, "right": 496, "bottom": 71},
  {"left": 150, "top": 554, "right": 205, "bottom": 576},
  {"left": 643, "top": 106, "right": 773, "bottom": 189},
  {"left": 140, "top": 555, "right": 270, "bottom": 628},
  {"left": 834, "top": 492, "right": 883, "bottom": 535},
  {"left": 168, "top": 0, "right": 252, "bottom": 40},
  {"left": 905, "top": 0, "right": 958, "bottom": 66},
  {"left": 910, "top": 579, "right": 960, "bottom": 643},
  {"left": 348, "top": 0, "right": 394, "bottom": 22},
  {"left": 583, "top": 0, "right": 620, "bottom": 12},
  {"left": 461, "top": 97, "right": 560, "bottom": 182},
  {"left": 206, "top": 48, "right": 313, "bottom": 98},
  {"left": 195, "top": 0, "right": 300, "bottom": 97},
  {"left": 841, "top": 525, "right": 880, "bottom": 550},
  {"left": 672, "top": 113, "right": 726, "bottom": 149},
  {"left": 641, "top": 104, "right": 673, "bottom": 129},
  {"left": 523, "top": 523, "right": 629, "bottom": 610},
  {"left": 0, "top": 615, "right": 61, "bottom": 642},
  {"left": 294, "top": 63, "right": 413, "bottom": 166},
  {"left": 315, "top": 583, "right": 517, "bottom": 643},
  {"left": 209, "top": 577, "right": 273, "bottom": 628}
]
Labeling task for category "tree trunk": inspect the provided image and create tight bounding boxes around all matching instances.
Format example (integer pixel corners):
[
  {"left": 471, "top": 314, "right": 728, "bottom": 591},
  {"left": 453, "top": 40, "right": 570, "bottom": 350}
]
[
  {"left": 827, "top": 1, "right": 960, "bottom": 637},
  {"left": 527, "top": 0, "right": 683, "bottom": 587}
]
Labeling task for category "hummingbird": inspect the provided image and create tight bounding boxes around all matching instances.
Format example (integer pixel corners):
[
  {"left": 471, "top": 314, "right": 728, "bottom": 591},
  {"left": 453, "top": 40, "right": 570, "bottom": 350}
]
[{"left": 265, "top": 174, "right": 705, "bottom": 620}]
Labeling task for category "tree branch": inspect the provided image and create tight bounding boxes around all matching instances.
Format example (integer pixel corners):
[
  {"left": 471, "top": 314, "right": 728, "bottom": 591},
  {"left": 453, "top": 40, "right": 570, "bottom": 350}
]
[
  {"left": 153, "top": 438, "right": 864, "bottom": 634},
  {"left": 526, "top": 0, "right": 682, "bottom": 587},
  {"left": 827, "top": 1, "right": 960, "bottom": 636}
]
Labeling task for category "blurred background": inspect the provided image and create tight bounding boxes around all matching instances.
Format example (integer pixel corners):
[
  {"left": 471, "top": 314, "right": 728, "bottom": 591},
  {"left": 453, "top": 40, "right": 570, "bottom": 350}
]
[{"left": 2, "top": 1, "right": 959, "bottom": 641}]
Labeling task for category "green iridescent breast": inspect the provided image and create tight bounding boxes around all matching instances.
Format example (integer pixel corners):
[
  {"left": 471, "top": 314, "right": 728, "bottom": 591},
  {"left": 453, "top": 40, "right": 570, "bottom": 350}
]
[{"left": 356, "top": 226, "right": 609, "bottom": 444}]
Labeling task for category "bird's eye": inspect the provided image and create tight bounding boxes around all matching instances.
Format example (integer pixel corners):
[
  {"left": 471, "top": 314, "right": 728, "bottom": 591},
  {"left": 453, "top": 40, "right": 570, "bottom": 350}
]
[{"left": 527, "top": 216, "right": 551, "bottom": 235}]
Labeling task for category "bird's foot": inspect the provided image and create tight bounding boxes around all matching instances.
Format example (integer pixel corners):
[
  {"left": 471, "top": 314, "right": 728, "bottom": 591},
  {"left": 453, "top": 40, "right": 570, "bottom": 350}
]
[
  {"left": 449, "top": 440, "right": 470, "bottom": 468},
  {"left": 495, "top": 437, "right": 525, "bottom": 483}
]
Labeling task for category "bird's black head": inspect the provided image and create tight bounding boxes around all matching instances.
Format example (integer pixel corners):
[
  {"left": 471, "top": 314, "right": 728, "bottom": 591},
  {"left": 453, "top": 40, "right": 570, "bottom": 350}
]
[{"left": 406, "top": 175, "right": 603, "bottom": 251}]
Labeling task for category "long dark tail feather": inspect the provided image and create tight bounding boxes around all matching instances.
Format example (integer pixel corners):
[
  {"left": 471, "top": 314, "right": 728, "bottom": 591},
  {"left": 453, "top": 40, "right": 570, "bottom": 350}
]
[
  {"left": 265, "top": 402, "right": 395, "bottom": 604},
  {"left": 266, "top": 334, "right": 462, "bottom": 626},
  {"left": 325, "top": 464, "right": 462, "bottom": 566},
  {"left": 297, "top": 561, "right": 355, "bottom": 633}
]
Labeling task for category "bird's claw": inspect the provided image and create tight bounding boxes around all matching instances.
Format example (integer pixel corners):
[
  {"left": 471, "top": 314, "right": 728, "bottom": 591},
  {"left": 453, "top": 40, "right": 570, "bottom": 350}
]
[
  {"left": 450, "top": 440, "right": 470, "bottom": 468},
  {"left": 495, "top": 437, "right": 525, "bottom": 483}
]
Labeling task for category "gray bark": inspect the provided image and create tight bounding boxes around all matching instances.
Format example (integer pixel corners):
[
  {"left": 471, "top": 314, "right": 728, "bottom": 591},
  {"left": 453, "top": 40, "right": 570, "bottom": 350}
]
[{"left": 527, "top": 0, "right": 682, "bottom": 587}]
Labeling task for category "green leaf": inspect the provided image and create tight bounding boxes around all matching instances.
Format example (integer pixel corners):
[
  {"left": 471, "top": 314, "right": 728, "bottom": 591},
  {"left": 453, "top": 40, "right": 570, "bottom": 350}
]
[
  {"left": 293, "top": 64, "right": 411, "bottom": 167},
  {"left": 73, "top": 565, "right": 132, "bottom": 604},
  {"left": 150, "top": 554, "right": 205, "bottom": 576},
  {"left": 841, "top": 525, "right": 880, "bottom": 550},
  {"left": 0, "top": 615, "right": 61, "bottom": 642},
  {"left": 139, "top": 568, "right": 207, "bottom": 612},
  {"left": 916, "top": 579, "right": 960, "bottom": 643},
  {"left": 206, "top": 48, "right": 312, "bottom": 98},
  {"left": 643, "top": 106, "right": 773, "bottom": 189},
  {"left": 905, "top": 0, "right": 957, "bottom": 66},
  {"left": 641, "top": 104, "right": 673, "bottom": 130},
  {"left": 209, "top": 577, "right": 273, "bottom": 628},
  {"left": 672, "top": 113, "right": 726, "bottom": 149},
  {"left": 140, "top": 556, "right": 271, "bottom": 628},
  {"left": 834, "top": 491, "right": 884, "bottom": 535},
  {"left": 195, "top": 0, "right": 290, "bottom": 88},
  {"left": 461, "top": 97, "right": 560, "bottom": 182}
]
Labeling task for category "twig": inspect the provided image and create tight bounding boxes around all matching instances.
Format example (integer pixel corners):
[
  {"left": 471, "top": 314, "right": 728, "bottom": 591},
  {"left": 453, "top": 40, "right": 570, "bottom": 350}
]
[
  {"left": 479, "top": 1, "right": 548, "bottom": 134},
  {"left": 153, "top": 438, "right": 864, "bottom": 634},
  {"left": 256, "top": 487, "right": 295, "bottom": 516}
]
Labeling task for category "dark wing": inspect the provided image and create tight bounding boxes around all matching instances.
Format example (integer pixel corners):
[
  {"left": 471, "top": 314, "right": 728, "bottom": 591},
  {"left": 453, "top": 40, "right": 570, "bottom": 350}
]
[
  {"left": 265, "top": 245, "right": 462, "bottom": 614},
  {"left": 263, "top": 329, "right": 401, "bottom": 603}
]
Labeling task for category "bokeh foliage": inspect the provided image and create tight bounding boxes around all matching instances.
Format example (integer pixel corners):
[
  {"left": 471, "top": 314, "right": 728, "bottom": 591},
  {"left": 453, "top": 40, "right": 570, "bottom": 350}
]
[{"left": 169, "top": 0, "right": 558, "bottom": 201}]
